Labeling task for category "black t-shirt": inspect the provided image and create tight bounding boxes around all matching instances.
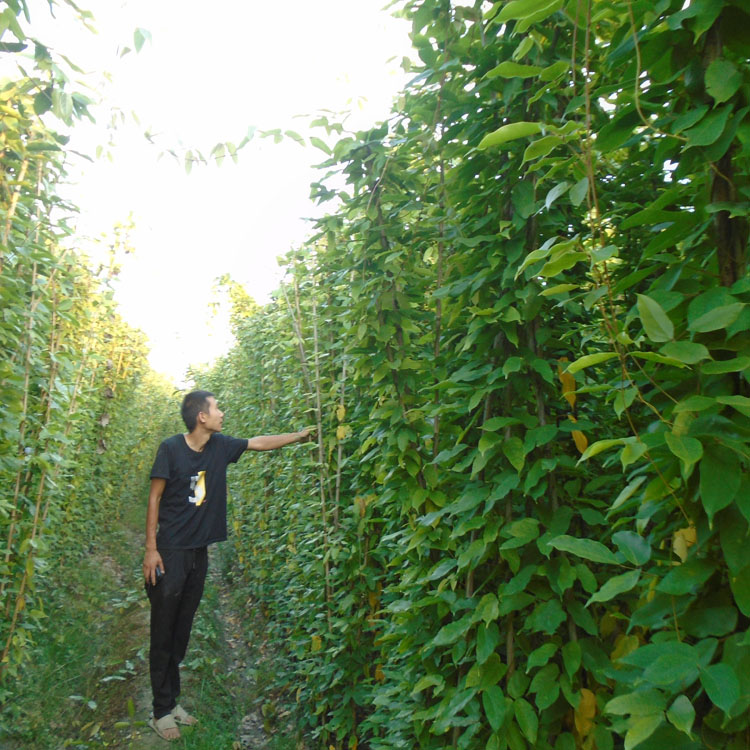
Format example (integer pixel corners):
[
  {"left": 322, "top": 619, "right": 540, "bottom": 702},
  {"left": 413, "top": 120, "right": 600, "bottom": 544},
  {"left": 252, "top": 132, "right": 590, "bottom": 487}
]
[{"left": 150, "top": 433, "right": 247, "bottom": 549}]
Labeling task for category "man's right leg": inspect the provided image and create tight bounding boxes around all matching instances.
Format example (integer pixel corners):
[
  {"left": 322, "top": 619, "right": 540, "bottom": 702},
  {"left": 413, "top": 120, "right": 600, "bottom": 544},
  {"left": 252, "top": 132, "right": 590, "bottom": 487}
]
[
  {"left": 169, "top": 546, "right": 208, "bottom": 709},
  {"left": 147, "top": 548, "right": 190, "bottom": 720}
]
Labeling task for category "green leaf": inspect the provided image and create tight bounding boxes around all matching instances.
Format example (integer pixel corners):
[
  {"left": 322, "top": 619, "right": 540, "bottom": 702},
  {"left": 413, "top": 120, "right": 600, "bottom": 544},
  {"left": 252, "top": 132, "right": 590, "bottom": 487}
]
[
  {"left": 659, "top": 342, "right": 710, "bottom": 364},
  {"left": 701, "top": 356, "right": 750, "bottom": 374},
  {"left": 545, "top": 181, "right": 570, "bottom": 210},
  {"left": 527, "top": 643, "right": 558, "bottom": 670},
  {"left": 539, "top": 251, "right": 587, "bottom": 277},
  {"left": 688, "top": 303, "right": 744, "bottom": 332},
  {"left": 515, "top": 247, "right": 552, "bottom": 277},
  {"left": 502, "top": 437, "right": 526, "bottom": 472},
  {"left": 487, "top": 61, "right": 544, "bottom": 78},
  {"left": 562, "top": 641, "right": 582, "bottom": 679},
  {"left": 684, "top": 104, "right": 731, "bottom": 148},
  {"left": 719, "top": 509, "right": 750, "bottom": 575},
  {"left": 309, "top": 136, "right": 331, "bottom": 155},
  {"left": 479, "top": 653, "right": 508, "bottom": 689},
  {"left": 730, "top": 564, "right": 750, "bottom": 617},
  {"left": 565, "top": 352, "right": 618, "bottom": 374},
  {"left": 512, "top": 35, "right": 534, "bottom": 60},
  {"left": 629, "top": 352, "right": 687, "bottom": 368},
  {"left": 673, "top": 395, "right": 717, "bottom": 413},
  {"left": 605, "top": 689, "right": 666, "bottom": 716},
  {"left": 612, "top": 531, "right": 651, "bottom": 566},
  {"left": 700, "top": 663, "right": 740, "bottom": 714},
  {"left": 516, "top": 0, "right": 564, "bottom": 32},
  {"left": 609, "top": 476, "right": 647, "bottom": 514},
  {"left": 548, "top": 535, "right": 619, "bottom": 565},
  {"left": 587, "top": 569, "right": 641, "bottom": 605},
  {"left": 664, "top": 433, "right": 703, "bottom": 468},
  {"left": 636, "top": 294, "right": 674, "bottom": 342},
  {"left": 475, "top": 594, "right": 499, "bottom": 625},
  {"left": 527, "top": 599, "right": 566, "bottom": 634},
  {"left": 479, "top": 122, "right": 542, "bottom": 149},
  {"left": 578, "top": 437, "right": 628, "bottom": 462},
  {"left": 412, "top": 674, "right": 445, "bottom": 694},
  {"left": 666, "top": 695, "right": 695, "bottom": 736},
  {"left": 716, "top": 395, "right": 750, "bottom": 418},
  {"left": 540, "top": 283, "right": 579, "bottom": 296},
  {"left": 624, "top": 715, "right": 663, "bottom": 750},
  {"left": 657, "top": 558, "right": 716, "bottom": 595},
  {"left": 705, "top": 59, "right": 742, "bottom": 105},
  {"left": 433, "top": 613, "right": 474, "bottom": 646},
  {"left": 134, "top": 27, "right": 151, "bottom": 52},
  {"left": 570, "top": 177, "right": 588, "bottom": 207},
  {"left": 483, "top": 686, "right": 507, "bottom": 732},
  {"left": 514, "top": 698, "right": 538, "bottom": 743},
  {"left": 522, "top": 135, "right": 563, "bottom": 163},
  {"left": 529, "top": 663, "right": 560, "bottom": 710},
  {"left": 477, "top": 622, "right": 501, "bottom": 664},
  {"left": 539, "top": 60, "right": 569, "bottom": 82},
  {"left": 700, "top": 445, "right": 741, "bottom": 524}
]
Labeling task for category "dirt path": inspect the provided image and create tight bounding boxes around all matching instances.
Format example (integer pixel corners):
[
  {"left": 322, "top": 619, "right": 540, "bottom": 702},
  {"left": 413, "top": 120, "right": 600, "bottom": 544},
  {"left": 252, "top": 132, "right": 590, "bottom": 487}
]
[
  {"left": 95, "top": 545, "right": 275, "bottom": 749},
  {"left": 3, "top": 509, "right": 297, "bottom": 750}
]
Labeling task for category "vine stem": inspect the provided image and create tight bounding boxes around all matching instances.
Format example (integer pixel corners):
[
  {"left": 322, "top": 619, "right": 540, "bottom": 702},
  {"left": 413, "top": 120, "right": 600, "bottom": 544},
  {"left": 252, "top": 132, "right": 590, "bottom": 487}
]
[
  {"left": 284, "top": 270, "right": 333, "bottom": 628},
  {"left": 3, "top": 261, "right": 38, "bottom": 581},
  {"left": 0, "top": 157, "right": 29, "bottom": 275}
]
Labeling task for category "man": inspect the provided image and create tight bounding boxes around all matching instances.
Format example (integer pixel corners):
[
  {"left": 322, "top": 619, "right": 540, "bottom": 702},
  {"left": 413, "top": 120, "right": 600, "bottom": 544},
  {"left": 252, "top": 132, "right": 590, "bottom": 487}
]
[{"left": 142, "top": 390, "right": 311, "bottom": 741}]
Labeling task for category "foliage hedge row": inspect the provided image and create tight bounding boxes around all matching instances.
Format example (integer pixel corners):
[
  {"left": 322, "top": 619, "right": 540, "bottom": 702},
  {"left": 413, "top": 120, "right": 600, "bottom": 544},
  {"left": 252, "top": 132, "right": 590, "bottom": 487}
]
[
  {"left": 206, "top": 0, "right": 750, "bottom": 748},
  {"left": 0, "top": 3, "right": 174, "bottom": 707}
]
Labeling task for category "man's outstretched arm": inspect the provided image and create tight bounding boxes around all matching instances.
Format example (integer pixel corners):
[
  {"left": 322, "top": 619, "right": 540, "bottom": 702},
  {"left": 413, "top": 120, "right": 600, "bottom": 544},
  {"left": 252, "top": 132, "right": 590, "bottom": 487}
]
[
  {"left": 246, "top": 428, "right": 312, "bottom": 452},
  {"left": 143, "top": 477, "right": 167, "bottom": 585}
]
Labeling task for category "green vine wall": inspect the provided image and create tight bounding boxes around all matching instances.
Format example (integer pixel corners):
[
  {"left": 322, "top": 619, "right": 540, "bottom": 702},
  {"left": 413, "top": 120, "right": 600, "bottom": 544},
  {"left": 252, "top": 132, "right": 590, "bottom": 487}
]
[{"left": 206, "top": 0, "right": 750, "bottom": 748}]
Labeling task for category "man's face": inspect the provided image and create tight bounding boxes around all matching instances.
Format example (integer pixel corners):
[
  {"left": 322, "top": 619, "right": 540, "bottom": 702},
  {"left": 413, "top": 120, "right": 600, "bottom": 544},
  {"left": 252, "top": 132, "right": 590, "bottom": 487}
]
[{"left": 200, "top": 396, "right": 224, "bottom": 433}]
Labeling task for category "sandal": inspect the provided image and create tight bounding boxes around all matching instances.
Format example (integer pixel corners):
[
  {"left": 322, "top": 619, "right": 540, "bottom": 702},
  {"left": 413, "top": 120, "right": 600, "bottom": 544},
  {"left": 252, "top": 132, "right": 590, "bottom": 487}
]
[
  {"left": 172, "top": 704, "right": 198, "bottom": 726},
  {"left": 149, "top": 713, "right": 181, "bottom": 741}
]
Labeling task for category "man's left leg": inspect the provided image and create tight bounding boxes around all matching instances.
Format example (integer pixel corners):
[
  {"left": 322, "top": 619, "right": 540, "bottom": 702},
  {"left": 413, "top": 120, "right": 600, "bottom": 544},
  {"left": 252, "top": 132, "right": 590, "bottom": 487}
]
[{"left": 169, "top": 546, "right": 208, "bottom": 712}]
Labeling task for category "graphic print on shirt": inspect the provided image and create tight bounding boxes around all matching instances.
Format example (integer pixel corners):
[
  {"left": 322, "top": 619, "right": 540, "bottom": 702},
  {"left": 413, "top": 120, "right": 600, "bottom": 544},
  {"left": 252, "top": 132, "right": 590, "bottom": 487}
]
[{"left": 188, "top": 471, "right": 207, "bottom": 506}]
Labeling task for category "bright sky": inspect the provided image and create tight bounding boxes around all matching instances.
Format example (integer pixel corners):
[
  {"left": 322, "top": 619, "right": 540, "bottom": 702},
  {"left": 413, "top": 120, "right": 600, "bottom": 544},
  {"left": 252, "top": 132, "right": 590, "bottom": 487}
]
[{"left": 28, "top": 0, "right": 411, "bottom": 381}]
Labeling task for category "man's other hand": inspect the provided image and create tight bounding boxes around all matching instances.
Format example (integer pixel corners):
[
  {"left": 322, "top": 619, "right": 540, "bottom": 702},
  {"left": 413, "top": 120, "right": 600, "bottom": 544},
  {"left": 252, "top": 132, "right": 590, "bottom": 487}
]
[{"left": 143, "top": 549, "right": 165, "bottom": 585}]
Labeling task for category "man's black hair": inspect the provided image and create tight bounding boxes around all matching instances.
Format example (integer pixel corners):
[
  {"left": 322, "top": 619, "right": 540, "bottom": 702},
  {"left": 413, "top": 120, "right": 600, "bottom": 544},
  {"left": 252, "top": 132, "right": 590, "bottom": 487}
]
[{"left": 181, "top": 390, "right": 215, "bottom": 432}]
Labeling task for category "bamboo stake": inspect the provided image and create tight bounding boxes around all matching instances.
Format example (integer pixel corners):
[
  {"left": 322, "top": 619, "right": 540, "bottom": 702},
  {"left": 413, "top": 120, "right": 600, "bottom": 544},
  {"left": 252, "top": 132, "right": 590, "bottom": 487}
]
[
  {"left": 0, "top": 157, "right": 29, "bottom": 275},
  {"left": 282, "top": 272, "right": 332, "bottom": 628},
  {"left": 333, "top": 357, "right": 346, "bottom": 529},
  {"left": 309, "top": 279, "right": 333, "bottom": 624}
]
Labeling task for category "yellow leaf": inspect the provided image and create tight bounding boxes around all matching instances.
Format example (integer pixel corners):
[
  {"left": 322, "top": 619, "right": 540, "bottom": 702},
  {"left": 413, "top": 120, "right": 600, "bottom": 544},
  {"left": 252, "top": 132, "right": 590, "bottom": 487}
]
[
  {"left": 572, "top": 430, "right": 588, "bottom": 453},
  {"left": 672, "top": 525, "right": 697, "bottom": 563},
  {"left": 558, "top": 358, "right": 577, "bottom": 408},
  {"left": 374, "top": 664, "right": 385, "bottom": 683},
  {"left": 574, "top": 688, "right": 597, "bottom": 737},
  {"left": 336, "top": 424, "right": 351, "bottom": 441},
  {"left": 311, "top": 635, "right": 322, "bottom": 652},
  {"left": 336, "top": 405, "right": 346, "bottom": 421},
  {"left": 368, "top": 591, "right": 380, "bottom": 612},
  {"left": 354, "top": 496, "right": 367, "bottom": 517}
]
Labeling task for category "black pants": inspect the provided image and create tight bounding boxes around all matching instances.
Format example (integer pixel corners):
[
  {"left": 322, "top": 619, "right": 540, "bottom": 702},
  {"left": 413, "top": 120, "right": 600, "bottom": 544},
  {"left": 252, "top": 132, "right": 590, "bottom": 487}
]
[{"left": 145, "top": 546, "right": 208, "bottom": 719}]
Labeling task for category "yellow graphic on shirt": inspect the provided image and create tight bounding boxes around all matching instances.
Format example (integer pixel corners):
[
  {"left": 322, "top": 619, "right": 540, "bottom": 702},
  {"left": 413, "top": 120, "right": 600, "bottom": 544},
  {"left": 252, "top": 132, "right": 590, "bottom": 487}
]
[{"left": 188, "top": 471, "right": 207, "bottom": 506}]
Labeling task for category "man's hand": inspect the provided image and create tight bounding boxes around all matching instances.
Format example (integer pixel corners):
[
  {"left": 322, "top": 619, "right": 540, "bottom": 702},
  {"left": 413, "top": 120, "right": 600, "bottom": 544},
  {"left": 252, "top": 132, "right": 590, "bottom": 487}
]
[
  {"left": 298, "top": 426, "right": 316, "bottom": 443},
  {"left": 143, "top": 548, "right": 165, "bottom": 586}
]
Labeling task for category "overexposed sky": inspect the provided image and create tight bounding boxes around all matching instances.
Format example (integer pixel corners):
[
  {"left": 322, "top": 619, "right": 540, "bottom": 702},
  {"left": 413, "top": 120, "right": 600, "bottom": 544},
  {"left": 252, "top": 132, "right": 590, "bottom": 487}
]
[{"left": 23, "top": 0, "right": 411, "bottom": 380}]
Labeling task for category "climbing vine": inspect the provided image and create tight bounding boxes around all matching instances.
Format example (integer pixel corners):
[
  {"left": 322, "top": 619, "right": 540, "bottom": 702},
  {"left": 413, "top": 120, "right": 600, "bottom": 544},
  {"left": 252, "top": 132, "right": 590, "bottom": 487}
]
[
  {"left": 0, "top": 1, "right": 175, "bottom": 694},
  {"left": 206, "top": 0, "right": 750, "bottom": 748}
]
